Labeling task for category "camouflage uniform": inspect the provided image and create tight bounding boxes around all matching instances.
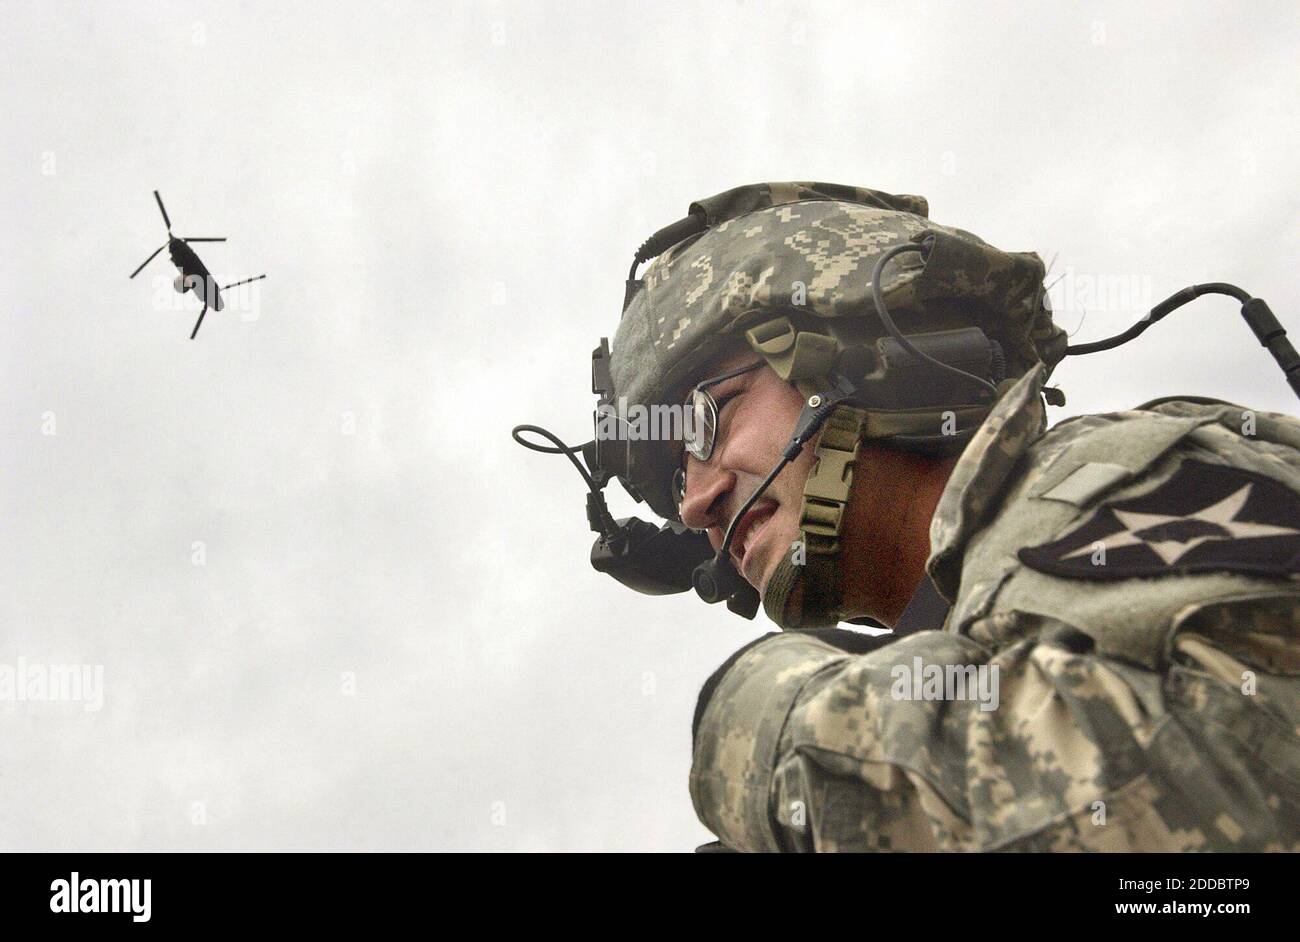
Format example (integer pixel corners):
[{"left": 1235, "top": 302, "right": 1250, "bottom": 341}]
[{"left": 691, "top": 367, "right": 1300, "bottom": 851}]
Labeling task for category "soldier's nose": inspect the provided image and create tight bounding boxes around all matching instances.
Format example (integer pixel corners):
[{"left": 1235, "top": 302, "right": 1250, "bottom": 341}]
[{"left": 679, "top": 460, "right": 733, "bottom": 534}]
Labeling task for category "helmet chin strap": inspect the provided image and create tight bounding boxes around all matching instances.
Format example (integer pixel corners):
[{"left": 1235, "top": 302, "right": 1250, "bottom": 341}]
[
  {"left": 761, "top": 404, "right": 988, "bottom": 630},
  {"left": 761, "top": 405, "right": 869, "bottom": 629}
]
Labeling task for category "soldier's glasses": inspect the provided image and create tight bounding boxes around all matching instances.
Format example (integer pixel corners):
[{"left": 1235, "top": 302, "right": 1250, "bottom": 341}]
[{"left": 672, "top": 360, "right": 765, "bottom": 507}]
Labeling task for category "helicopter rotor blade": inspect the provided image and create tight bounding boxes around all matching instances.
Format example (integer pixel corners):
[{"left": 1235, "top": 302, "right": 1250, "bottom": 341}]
[
  {"left": 182, "top": 237, "right": 227, "bottom": 243},
  {"left": 190, "top": 303, "right": 209, "bottom": 340},
  {"left": 221, "top": 274, "right": 267, "bottom": 290},
  {"left": 153, "top": 190, "right": 172, "bottom": 231},
  {"left": 129, "top": 243, "right": 168, "bottom": 279}
]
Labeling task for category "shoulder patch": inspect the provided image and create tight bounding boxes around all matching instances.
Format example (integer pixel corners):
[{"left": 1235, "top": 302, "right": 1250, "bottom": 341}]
[{"left": 1018, "top": 460, "right": 1300, "bottom": 580}]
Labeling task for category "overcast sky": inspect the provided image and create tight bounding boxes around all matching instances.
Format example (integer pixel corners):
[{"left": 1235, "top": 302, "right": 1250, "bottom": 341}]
[{"left": 1, "top": 1, "right": 1296, "bottom": 851}]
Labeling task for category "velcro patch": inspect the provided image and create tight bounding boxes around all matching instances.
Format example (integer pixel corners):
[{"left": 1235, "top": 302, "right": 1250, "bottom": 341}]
[{"left": 1018, "top": 460, "right": 1300, "bottom": 580}]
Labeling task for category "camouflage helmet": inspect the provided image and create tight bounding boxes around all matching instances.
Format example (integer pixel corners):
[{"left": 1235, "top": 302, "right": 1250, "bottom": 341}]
[{"left": 608, "top": 181, "right": 1068, "bottom": 522}]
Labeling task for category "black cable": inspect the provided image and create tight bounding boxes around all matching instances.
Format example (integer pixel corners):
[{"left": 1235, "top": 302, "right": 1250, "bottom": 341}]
[
  {"left": 717, "top": 454, "right": 794, "bottom": 561},
  {"left": 870, "top": 241, "right": 1000, "bottom": 400},
  {"left": 1066, "top": 283, "right": 1251, "bottom": 356},
  {"left": 511, "top": 424, "right": 598, "bottom": 493},
  {"left": 633, "top": 213, "right": 708, "bottom": 267}
]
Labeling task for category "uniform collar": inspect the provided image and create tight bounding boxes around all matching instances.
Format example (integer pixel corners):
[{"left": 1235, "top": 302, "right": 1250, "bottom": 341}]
[{"left": 926, "top": 365, "right": 1048, "bottom": 601}]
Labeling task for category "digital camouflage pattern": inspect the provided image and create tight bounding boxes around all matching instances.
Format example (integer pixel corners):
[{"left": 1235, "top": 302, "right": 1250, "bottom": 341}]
[
  {"left": 691, "top": 369, "right": 1300, "bottom": 851},
  {"left": 609, "top": 182, "right": 1068, "bottom": 520}
]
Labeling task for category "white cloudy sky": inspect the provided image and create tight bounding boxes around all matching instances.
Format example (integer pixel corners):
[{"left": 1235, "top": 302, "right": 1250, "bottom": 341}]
[{"left": 0, "top": 1, "right": 1296, "bottom": 851}]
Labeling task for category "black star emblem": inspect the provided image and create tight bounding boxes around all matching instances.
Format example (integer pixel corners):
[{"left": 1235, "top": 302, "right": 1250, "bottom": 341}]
[{"left": 1019, "top": 460, "right": 1300, "bottom": 580}]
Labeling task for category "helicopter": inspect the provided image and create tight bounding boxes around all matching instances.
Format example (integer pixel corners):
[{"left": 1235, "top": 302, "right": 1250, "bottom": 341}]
[{"left": 129, "top": 190, "right": 266, "bottom": 339}]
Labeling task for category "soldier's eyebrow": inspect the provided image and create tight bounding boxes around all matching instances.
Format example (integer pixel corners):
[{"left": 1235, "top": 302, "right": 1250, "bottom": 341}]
[
  {"left": 714, "top": 365, "right": 767, "bottom": 411},
  {"left": 711, "top": 376, "right": 753, "bottom": 408}
]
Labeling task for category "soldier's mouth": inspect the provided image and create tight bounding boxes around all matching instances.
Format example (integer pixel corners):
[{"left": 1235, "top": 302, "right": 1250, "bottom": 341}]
[{"left": 730, "top": 499, "right": 778, "bottom": 584}]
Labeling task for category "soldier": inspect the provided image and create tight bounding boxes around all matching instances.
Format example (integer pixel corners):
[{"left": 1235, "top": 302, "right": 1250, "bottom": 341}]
[{"left": 519, "top": 182, "right": 1300, "bottom": 851}]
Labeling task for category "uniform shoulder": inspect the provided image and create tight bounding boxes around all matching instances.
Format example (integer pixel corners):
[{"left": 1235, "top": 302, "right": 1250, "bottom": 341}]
[
  {"left": 941, "top": 394, "right": 1300, "bottom": 663},
  {"left": 927, "top": 381, "right": 1300, "bottom": 613}
]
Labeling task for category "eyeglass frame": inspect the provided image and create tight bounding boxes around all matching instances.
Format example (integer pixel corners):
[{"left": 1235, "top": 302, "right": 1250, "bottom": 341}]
[{"left": 671, "top": 359, "right": 765, "bottom": 508}]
